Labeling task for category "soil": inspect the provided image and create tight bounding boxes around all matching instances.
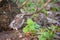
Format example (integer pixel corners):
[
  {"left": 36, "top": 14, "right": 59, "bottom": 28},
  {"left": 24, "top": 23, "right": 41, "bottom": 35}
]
[{"left": 0, "top": 0, "right": 21, "bottom": 31}]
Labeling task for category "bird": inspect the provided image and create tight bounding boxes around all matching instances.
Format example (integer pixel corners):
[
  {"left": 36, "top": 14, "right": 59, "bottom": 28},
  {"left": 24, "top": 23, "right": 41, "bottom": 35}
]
[{"left": 9, "top": 14, "right": 25, "bottom": 30}]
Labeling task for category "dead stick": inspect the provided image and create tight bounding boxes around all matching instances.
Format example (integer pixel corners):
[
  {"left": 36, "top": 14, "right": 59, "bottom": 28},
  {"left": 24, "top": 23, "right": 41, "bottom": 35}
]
[
  {"left": 15, "top": 0, "right": 18, "bottom": 4},
  {"left": 18, "top": 0, "right": 28, "bottom": 8},
  {"left": 37, "top": 0, "right": 51, "bottom": 13}
]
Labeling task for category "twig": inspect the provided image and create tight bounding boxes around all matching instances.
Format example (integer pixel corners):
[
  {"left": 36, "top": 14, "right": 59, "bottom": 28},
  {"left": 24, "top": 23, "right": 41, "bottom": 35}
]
[
  {"left": 18, "top": 0, "right": 28, "bottom": 8},
  {"left": 8, "top": 4, "right": 11, "bottom": 12},
  {"left": 36, "top": 0, "right": 51, "bottom": 13},
  {"left": 15, "top": 0, "right": 18, "bottom": 4}
]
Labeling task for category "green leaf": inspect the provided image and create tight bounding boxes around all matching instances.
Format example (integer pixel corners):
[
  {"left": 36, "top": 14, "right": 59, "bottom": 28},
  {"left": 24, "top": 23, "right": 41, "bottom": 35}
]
[
  {"left": 19, "top": 0, "right": 24, "bottom": 3},
  {"left": 30, "top": 25, "right": 35, "bottom": 30},
  {"left": 26, "top": 2, "right": 32, "bottom": 7},
  {"left": 43, "top": 32, "right": 50, "bottom": 38},
  {"left": 27, "top": 19, "right": 34, "bottom": 25},
  {"left": 41, "top": 9, "right": 48, "bottom": 16},
  {"left": 50, "top": 25, "right": 58, "bottom": 31},
  {"left": 56, "top": 6, "right": 60, "bottom": 11},
  {"left": 22, "top": 25, "right": 29, "bottom": 33},
  {"left": 38, "top": 27, "right": 54, "bottom": 40},
  {"left": 28, "top": 7, "right": 35, "bottom": 12},
  {"left": 38, "top": 0, "right": 44, "bottom": 7},
  {"left": 23, "top": 19, "right": 40, "bottom": 33},
  {"left": 38, "top": 35, "right": 46, "bottom": 40},
  {"left": 34, "top": 24, "right": 40, "bottom": 29},
  {"left": 23, "top": 19, "right": 35, "bottom": 33},
  {"left": 32, "top": 14, "right": 37, "bottom": 18}
]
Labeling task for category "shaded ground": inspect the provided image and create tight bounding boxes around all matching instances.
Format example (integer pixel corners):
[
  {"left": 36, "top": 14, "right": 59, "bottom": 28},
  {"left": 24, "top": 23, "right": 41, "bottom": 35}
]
[
  {"left": 0, "top": 0, "right": 60, "bottom": 40},
  {"left": 0, "top": 30, "right": 38, "bottom": 40}
]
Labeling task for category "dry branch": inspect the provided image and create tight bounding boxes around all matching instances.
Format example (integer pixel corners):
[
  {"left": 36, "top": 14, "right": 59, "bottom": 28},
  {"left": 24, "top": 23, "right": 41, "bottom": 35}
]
[
  {"left": 37, "top": 0, "right": 51, "bottom": 13},
  {"left": 15, "top": 0, "right": 18, "bottom": 4},
  {"left": 18, "top": 0, "right": 28, "bottom": 8}
]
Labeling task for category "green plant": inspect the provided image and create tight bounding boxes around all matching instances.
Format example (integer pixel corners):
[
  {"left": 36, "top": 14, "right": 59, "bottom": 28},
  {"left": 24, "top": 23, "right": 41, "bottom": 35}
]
[
  {"left": 22, "top": 19, "right": 40, "bottom": 34},
  {"left": 38, "top": 32, "right": 54, "bottom": 40},
  {"left": 48, "top": 25, "right": 58, "bottom": 31},
  {"left": 38, "top": 27, "right": 54, "bottom": 40},
  {"left": 22, "top": 19, "right": 58, "bottom": 40},
  {"left": 22, "top": 19, "right": 57, "bottom": 40},
  {"left": 41, "top": 9, "right": 48, "bottom": 16},
  {"left": 37, "top": 25, "right": 58, "bottom": 40},
  {"left": 37, "top": 0, "right": 44, "bottom": 7}
]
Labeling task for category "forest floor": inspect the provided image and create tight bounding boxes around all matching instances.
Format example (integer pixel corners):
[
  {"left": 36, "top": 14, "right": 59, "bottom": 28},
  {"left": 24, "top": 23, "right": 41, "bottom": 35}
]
[{"left": 0, "top": 0, "right": 60, "bottom": 40}]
